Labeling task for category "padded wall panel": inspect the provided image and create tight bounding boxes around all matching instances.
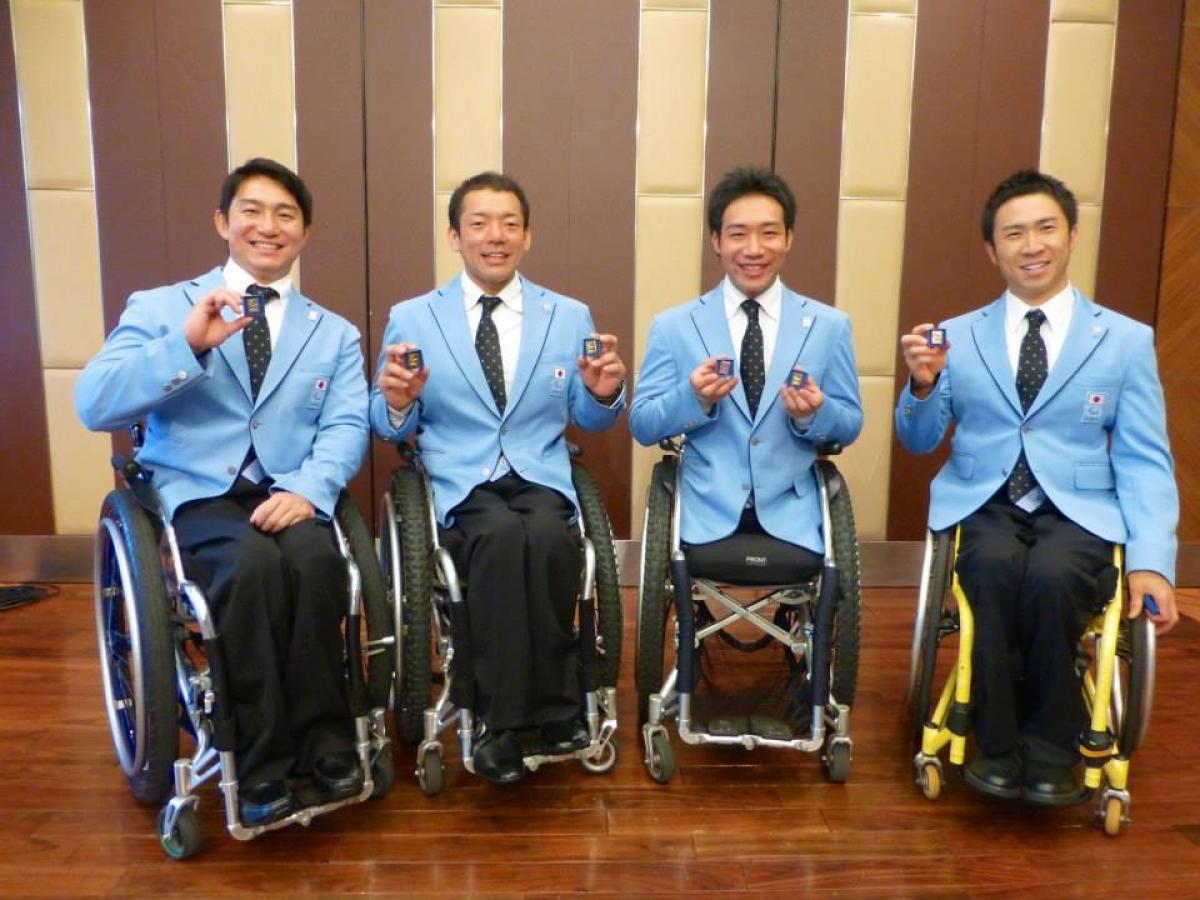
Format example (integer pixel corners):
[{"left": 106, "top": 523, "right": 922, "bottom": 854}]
[
  {"left": 433, "top": 5, "right": 502, "bottom": 191},
  {"left": 833, "top": 199, "right": 907, "bottom": 376},
  {"left": 43, "top": 369, "right": 112, "bottom": 534},
  {"left": 223, "top": 3, "right": 297, "bottom": 171}
]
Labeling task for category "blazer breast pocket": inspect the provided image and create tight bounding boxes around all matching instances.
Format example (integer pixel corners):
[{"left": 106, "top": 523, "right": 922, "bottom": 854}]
[
  {"left": 949, "top": 453, "right": 974, "bottom": 479},
  {"left": 1074, "top": 462, "right": 1115, "bottom": 490}
]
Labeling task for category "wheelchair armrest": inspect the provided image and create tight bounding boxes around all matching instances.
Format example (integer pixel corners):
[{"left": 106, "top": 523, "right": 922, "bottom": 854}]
[
  {"left": 816, "top": 441, "right": 842, "bottom": 457},
  {"left": 112, "top": 453, "right": 165, "bottom": 518},
  {"left": 658, "top": 437, "right": 680, "bottom": 453}
]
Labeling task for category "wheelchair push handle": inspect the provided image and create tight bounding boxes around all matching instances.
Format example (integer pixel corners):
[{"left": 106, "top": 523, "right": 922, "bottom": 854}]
[{"left": 1142, "top": 594, "right": 1160, "bottom": 617}]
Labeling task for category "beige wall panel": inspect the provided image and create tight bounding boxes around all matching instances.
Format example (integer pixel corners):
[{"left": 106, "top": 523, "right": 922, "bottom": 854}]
[
  {"left": 850, "top": 0, "right": 917, "bottom": 14},
  {"left": 436, "top": 0, "right": 500, "bottom": 6},
  {"left": 644, "top": 0, "right": 708, "bottom": 10},
  {"left": 434, "top": 6, "right": 502, "bottom": 191},
  {"left": 434, "top": 190, "right": 458, "bottom": 286},
  {"left": 10, "top": 0, "right": 93, "bottom": 189},
  {"left": 1069, "top": 202, "right": 1102, "bottom": 298},
  {"left": 223, "top": 3, "right": 297, "bottom": 170},
  {"left": 834, "top": 199, "right": 906, "bottom": 376},
  {"left": 629, "top": 440, "right": 660, "bottom": 556},
  {"left": 636, "top": 10, "right": 708, "bottom": 196},
  {"left": 840, "top": 14, "right": 916, "bottom": 199},
  {"left": 634, "top": 196, "right": 705, "bottom": 361},
  {"left": 836, "top": 374, "right": 894, "bottom": 541},
  {"left": 1051, "top": 0, "right": 1118, "bottom": 23},
  {"left": 1040, "top": 22, "right": 1116, "bottom": 204},
  {"left": 26, "top": 190, "right": 103, "bottom": 369},
  {"left": 43, "top": 368, "right": 112, "bottom": 534}
]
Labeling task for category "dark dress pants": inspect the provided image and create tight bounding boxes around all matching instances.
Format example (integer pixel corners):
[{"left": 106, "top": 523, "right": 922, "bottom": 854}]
[
  {"left": 173, "top": 478, "right": 353, "bottom": 783},
  {"left": 445, "top": 473, "right": 582, "bottom": 732},
  {"left": 955, "top": 493, "right": 1113, "bottom": 764}
]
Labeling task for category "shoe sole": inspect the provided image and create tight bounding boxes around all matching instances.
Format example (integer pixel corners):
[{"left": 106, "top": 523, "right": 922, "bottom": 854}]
[
  {"left": 963, "top": 767, "right": 1021, "bottom": 800},
  {"left": 1021, "top": 785, "right": 1092, "bottom": 807}
]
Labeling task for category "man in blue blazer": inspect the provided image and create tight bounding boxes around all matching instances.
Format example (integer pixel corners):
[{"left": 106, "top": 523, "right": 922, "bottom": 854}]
[
  {"left": 895, "top": 169, "right": 1178, "bottom": 804},
  {"left": 77, "top": 159, "right": 370, "bottom": 825},
  {"left": 630, "top": 166, "right": 863, "bottom": 560},
  {"left": 371, "top": 172, "right": 626, "bottom": 783}
]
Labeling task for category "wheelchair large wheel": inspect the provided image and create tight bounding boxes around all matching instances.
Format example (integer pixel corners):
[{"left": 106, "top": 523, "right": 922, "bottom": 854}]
[
  {"left": 93, "top": 489, "right": 179, "bottom": 806},
  {"left": 636, "top": 457, "right": 676, "bottom": 725},
  {"left": 907, "top": 530, "right": 953, "bottom": 752},
  {"left": 335, "top": 494, "right": 393, "bottom": 717},
  {"left": 823, "top": 463, "right": 861, "bottom": 708},
  {"left": 386, "top": 466, "right": 435, "bottom": 745},
  {"left": 1111, "top": 612, "right": 1155, "bottom": 756},
  {"left": 572, "top": 462, "right": 622, "bottom": 688}
]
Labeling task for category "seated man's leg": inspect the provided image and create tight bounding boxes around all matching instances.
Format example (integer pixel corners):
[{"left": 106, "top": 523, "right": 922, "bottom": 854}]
[
  {"left": 1020, "top": 509, "right": 1111, "bottom": 770},
  {"left": 276, "top": 518, "right": 358, "bottom": 793}
]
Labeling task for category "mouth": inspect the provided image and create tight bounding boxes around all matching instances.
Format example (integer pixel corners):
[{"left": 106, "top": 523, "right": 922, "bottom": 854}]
[
  {"left": 481, "top": 252, "right": 510, "bottom": 265},
  {"left": 1020, "top": 260, "right": 1050, "bottom": 274},
  {"left": 737, "top": 262, "right": 768, "bottom": 278},
  {"left": 251, "top": 241, "right": 283, "bottom": 253}
]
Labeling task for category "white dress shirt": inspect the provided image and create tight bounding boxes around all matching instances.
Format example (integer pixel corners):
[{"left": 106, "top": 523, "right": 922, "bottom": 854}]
[
  {"left": 222, "top": 258, "right": 291, "bottom": 349},
  {"left": 723, "top": 275, "right": 782, "bottom": 371},
  {"left": 463, "top": 271, "right": 523, "bottom": 394}
]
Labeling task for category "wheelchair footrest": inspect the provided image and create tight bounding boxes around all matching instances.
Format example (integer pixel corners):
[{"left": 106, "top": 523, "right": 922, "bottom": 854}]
[{"left": 704, "top": 715, "right": 793, "bottom": 741}]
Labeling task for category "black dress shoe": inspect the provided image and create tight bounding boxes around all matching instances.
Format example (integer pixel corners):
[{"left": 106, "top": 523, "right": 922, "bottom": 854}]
[
  {"left": 239, "top": 779, "right": 297, "bottom": 827},
  {"left": 1022, "top": 762, "right": 1090, "bottom": 806},
  {"left": 313, "top": 751, "right": 364, "bottom": 800},
  {"left": 539, "top": 718, "right": 590, "bottom": 755},
  {"left": 963, "top": 751, "right": 1021, "bottom": 800},
  {"left": 472, "top": 729, "right": 525, "bottom": 784}
]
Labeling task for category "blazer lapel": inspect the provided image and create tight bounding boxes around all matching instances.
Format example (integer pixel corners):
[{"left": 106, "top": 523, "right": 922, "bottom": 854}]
[
  {"left": 506, "top": 278, "right": 553, "bottom": 419},
  {"left": 759, "top": 289, "right": 816, "bottom": 425},
  {"left": 690, "top": 286, "right": 748, "bottom": 420},
  {"left": 256, "top": 289, "right": 321, "bottom": 407},
  {"left": 1027, "top": 292, "right": 1106, "bottom": 418},
  {"left": 970, "top": 295, "right": 1022, "bottom": 417},
  {"left": 430, "top": 278, "right": 501, "bottom": 416},
  {"left": 191, "top": 269, "right": 254, "bottom": 403}
]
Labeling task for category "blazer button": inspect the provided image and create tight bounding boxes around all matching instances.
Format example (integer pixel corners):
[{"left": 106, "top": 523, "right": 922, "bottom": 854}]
[
  {"left": 1022, "top": 425, "right": 1031, "bottom": 433},
  {"left": 177, "top": 370, "right": 188, "bottom": 381},
  {"left": 162, "top": 385, "right": 172, "bottom": 392},
  {"left": 750, "top": 437, "right": 761, "bottom": 446},
  {"left": 500, "top": 426, "right": 508, "bottom": 436},
  {"left": 252, "top": 420, "right": 261, "bottom": 429},
  {"left": 227, "top": 466, "right": 237, "bottom": 476}
]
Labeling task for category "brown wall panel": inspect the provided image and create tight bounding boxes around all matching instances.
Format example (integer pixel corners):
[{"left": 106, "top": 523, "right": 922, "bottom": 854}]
[
  {"left": 362, "top": 0, "right": 434, "bottom": 515},
  {"left": 0, "top": 0, "right": 54, "bottom": 534},
  {"left": 295, "top": 0, "right": 372, "bottom": 515},
  {"left": 886, "top": 0, "right": 1050, "bottom": 540},
  {"left": 1094, "top": 0, "right": 1184, "bottom": 323},
  {"left": 702, "top": 0, "right": 778, "bottom": 288},
  {"left": 504, "top": 0, "right": 639, "bottom": 537},
  {"left": 773, "top": 0, "right": 847, "bottom": 304}
]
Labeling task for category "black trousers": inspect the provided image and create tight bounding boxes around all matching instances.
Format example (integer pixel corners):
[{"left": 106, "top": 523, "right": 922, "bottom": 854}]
[
  {"left": 955, "top": 493, "right": 1112, "bottom": 764},
  {"left": 173, "top": 478, "right": 353, "bottom": 783},
  {"left": 445, "top": 473, "right": 582, "bottom": 732}
]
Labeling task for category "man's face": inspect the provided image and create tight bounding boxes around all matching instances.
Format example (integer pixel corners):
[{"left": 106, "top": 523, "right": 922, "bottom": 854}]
[
  {"left": 448, "top": 188, "right": 531, "bottom": 295},
  {"left": 711, "top": 193, "right": 794, "bottom": 298},
  {"left": 985, "top": 192, "right": 1076, "bottom": 305},
  {"left": 214, "top": 175, "right": 309, "bottom": 284}
]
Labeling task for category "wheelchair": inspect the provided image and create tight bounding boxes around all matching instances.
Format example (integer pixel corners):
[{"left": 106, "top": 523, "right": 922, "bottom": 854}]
[
  {"left": 378, "top": 449, "right": 622, "bottom": 793},
  {"left": 906, "top": 527, "right": 1156, "bottom": 835},
  {"left": 636, "top": 438, "right": 861, "bottom": 784},
  {"left": 93, "top": 438, "right": 394, "bottom": 859}
]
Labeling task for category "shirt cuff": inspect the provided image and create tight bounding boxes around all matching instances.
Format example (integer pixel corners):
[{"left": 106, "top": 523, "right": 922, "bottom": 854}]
[{"left": 387, "top": 403, "right": 412, "bottom": 429}]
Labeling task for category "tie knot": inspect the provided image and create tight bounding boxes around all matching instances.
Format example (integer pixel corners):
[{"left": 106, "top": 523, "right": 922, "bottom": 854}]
[
  {"left": 246, "top": 283, "right": 279, "bottom": 301},
  {"left": 480, "top": 295, "right": 502, "bottom": 315},
  {"left": 741, "top": 299, "right": 760, "bottom": 320},
  {"left": 1025, "top": 309, "right": 1046, "bottom": 330}
]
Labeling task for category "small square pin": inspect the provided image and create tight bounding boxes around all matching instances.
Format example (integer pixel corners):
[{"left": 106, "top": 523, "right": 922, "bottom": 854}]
[
  {"left": 715, "top": 357, "right": 734, "bottom": 378},
  {"left": 402, "top": 348, "right": 424, "bottom": 371},
  {"left": 582, "top": 337, "right": 603, "bottom": 359},
  {"left": 925, "top": 328, "right": 946, "bottom": 348},
  {"left": 242, "top": 293, "right": 266, "bottom": 319},
  {"left": 787, "top": 367, "right": 809, "bottom": 389}
]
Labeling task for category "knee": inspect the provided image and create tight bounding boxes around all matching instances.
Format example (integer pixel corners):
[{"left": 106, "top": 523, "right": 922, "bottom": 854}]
[{"left": 227, "top": 532, "right": 285, "bottom": 586}]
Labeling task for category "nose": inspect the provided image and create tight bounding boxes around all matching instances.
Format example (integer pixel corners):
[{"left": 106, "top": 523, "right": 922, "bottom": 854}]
[
  {"left": 258, "top": 212, "right": 280, "bottom": 235},
  {"left": 1020, "top": 230, "right": 1043, "bottom": 253},
  {"left": 745, "top": 232, "right": 764, "bottom": 255},
  {"left": 484, "top": 220, "right": 505, "bottom": 242}
]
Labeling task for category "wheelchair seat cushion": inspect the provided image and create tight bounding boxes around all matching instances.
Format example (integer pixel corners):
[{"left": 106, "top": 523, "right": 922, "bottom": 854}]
[{"left": 683, "top": 531, "right": 822, "bottom": 587}]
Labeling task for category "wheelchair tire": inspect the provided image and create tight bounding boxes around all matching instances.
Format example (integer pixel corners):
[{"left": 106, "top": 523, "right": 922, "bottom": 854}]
[
  {"left": 824, "top": 464, "right": 861, "bottom": 709},
  {"left": 572, "top": 462, "right": 622, "bottom": 688},
  {"left": 94, "top": 489, "right": 179, "bottom": 806},
  {"left": 157, "top": 803, "right": 202, "bottom": 860},
  {"left": 387, "top": 466, "right": 436, "bottom": 746},
  {"left": 907, "top": 531, "right": 952, "bottom": 753},
  {"left": 335, "top": 493, "right": 394, "bottom": 715},
  {"left": 636, "top": 457, "right": 676, "bottom": 725},
  {"left": 1114, "top": 612, "right": 1155, "bottom": 756}
]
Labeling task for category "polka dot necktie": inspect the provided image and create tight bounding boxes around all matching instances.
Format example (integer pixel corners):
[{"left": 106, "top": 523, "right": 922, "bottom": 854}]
[
  {"left": 476, "top": 295, "right": 507, "bottom": 413},
  {"left": 740, "top": 299, "right": 765, "bottom": 418},
  {"left": 1006, "top": 308, "right": 1048, "bottom": 504},
  {"left": 242, "top": 284, "right": 277, "bottom": 401}
]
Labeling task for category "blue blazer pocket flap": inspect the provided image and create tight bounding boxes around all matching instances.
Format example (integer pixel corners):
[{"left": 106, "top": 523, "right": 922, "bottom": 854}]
[
  {"left": 793, "top": 472, "right": 815, "bottom": 498},
  {"left": 1074, "top": 462, "right": 1115, "bottom": 490},
  {"left": 949, "top": 453, "right": 974, "bottom": 479}
]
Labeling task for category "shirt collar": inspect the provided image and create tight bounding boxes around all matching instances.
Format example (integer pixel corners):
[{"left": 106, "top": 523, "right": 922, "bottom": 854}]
[
  {"left": 462, "top": 271, "right": 524, "bottom": 313},
  {"left": 722, "top": 275, "right": 782, "bottom": 322},
  {"left": 222, "top": 258, "right": 292, "bottom": 299},
  {"left": 1004, "top": 283, "right": 1075, "bottom": 334}
]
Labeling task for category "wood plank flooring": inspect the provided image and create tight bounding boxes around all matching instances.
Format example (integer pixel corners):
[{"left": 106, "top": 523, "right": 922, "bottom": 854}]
[{"left": 1, "top": 584, "right": 1198, "bottom": 897}]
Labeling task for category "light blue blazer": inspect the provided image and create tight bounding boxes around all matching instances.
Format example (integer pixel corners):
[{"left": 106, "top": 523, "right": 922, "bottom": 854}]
[
  {"left": 629, "top": 284, "right": 864, "bottom": 553},
  {"left": 894, "top": 292, "right": 1177, "bottom": 582},
  {"left": 369, "top": 276, "right": 625, "bottom": 527},
  {"left": 76, "top": 267, "right": 369, "bottom": 520}
]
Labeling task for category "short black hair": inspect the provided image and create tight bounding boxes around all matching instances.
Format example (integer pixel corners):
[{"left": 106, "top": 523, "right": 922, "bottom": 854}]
[
  {"left": 981, "top": 169, "right": 1076, "bottom": 244},
  {"left": 448, "top": 171, "right": 530, "bottom": 232},
  {"left": 706, "top": 166, "right": 796, "bottom": 235},
  {"left": 219, "top": 157, "right": 313, "bottom": 226}
]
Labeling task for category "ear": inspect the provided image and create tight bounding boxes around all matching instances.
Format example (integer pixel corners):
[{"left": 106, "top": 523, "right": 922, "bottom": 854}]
[
  {"left": 783, "top": 228, "right": 794, "bottom": 252},
  {"left": 710, "top": 231, "right": 721, "bottom": 256},
  {"left": 446, "top": 226, "right": 462, "bottom": 253},
  {"left": 1067, "top": 223, "right": 1078, "bottom": 253},
  {"left": 522, "top": 226, "right": 532, "bottom": 252},
  {"left": 983, "top": 240, "right": 998, "bottom": 267},
  {"left": 213, "top": 208, "right": 230, "bottom": 241}
]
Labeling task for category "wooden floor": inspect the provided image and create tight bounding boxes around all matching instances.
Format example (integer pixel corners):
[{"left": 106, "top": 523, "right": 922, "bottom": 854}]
[{"left": 2, "top": 584, "right": 1200, "bottom": 898}]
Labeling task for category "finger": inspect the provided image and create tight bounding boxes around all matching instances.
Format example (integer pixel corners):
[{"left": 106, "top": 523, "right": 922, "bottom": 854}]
[
  {"left": 911, "top": 322, "right": 936, "bottom": 336},
  {"left": 1127, "top": 594, "right": 1143, "bottom": 619}
]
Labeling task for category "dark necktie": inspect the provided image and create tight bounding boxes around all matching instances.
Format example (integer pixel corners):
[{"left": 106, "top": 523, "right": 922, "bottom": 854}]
[
  {"left": 740, "top": 299, "right": 765, "bottom": 417},
  {"left": 243, "top": 283, "right": 277, "bottom": 401},
  {"left": 476, "top": 295, "right": 506, "bottom": 413},
  {"left": 1006, "top": 309, "right": 1048, "bottom": 504}
]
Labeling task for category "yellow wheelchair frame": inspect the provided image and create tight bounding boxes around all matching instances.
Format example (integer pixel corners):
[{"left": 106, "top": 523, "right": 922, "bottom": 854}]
[{"left": 907, "top": 528, "right": 1156, "bottom": 836}]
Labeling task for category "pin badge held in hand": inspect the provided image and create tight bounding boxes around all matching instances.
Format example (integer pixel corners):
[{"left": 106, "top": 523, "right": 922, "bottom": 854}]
[
  {"left": 787, "top": 368, "right": 809, "bottom": 389},
  {"left": 925, "top": 328, "right": 946, "bottom": 348},
  {"left": 243, "top": 293, "right": 266, "bottom": 319},
  {"left": 582, "top": 337, "right": 603, "bottom": 359},
  {"left": 402, "top": 348, "right": 424, "bottom": 371},
  {"left": 715, "top": 357, "right": 734, "bottom": 378}
]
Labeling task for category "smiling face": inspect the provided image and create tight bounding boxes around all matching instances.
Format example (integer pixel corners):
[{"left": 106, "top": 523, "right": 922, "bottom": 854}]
[
  {"left": 985, "top": 191, "right": 1077, "bottom": 305},
  {"left": 214, "top": 175, "right": 309, "bottom": 284},
  {"left": 447, "top": 188, "right": 531, "bottom": 295},
  {"left": 710, "top": 193, "right": 794, "bottom": 298}
]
